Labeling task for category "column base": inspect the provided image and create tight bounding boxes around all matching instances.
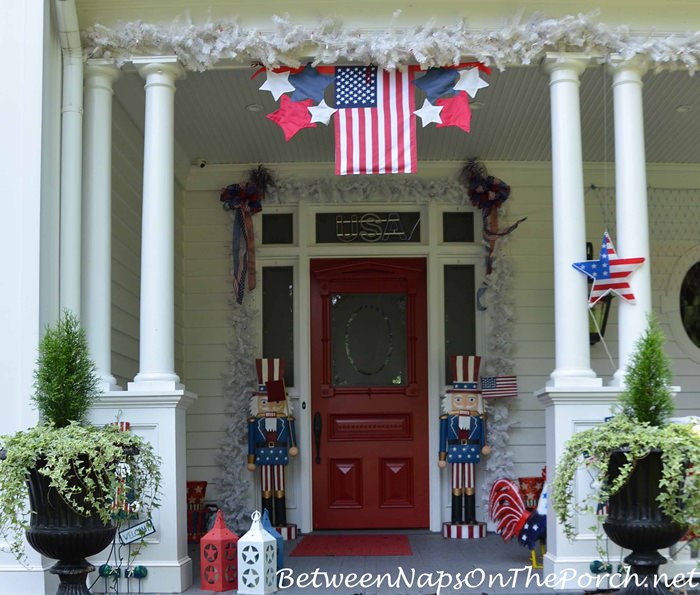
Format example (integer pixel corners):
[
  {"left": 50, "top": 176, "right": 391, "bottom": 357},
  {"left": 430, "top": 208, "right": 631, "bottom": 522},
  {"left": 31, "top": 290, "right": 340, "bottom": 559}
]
[{"left": 442, "top": 522, "right": 486, "bottom": 539}]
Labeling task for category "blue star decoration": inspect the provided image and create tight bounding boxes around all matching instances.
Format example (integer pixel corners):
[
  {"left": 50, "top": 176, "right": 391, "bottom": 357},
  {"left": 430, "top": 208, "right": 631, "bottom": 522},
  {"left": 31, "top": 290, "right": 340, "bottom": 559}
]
[
  {"left": 572, "top": 231, "right": 645, "bottom": 305},
  {"left": 289, "top": 64, "right": 334, "bottom": 103},
  {"left": 414, "top": 67, "right": 458, "bottom": 103}
]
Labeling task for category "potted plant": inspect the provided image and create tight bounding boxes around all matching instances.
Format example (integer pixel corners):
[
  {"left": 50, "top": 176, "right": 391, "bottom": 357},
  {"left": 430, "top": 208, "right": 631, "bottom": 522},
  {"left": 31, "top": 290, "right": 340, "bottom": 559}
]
[
  {"left": 0, "top": 311, "right": 161, "bottom": 594},
  {"left": 552, "top": 314, "right": 700, "bottom": 594}
]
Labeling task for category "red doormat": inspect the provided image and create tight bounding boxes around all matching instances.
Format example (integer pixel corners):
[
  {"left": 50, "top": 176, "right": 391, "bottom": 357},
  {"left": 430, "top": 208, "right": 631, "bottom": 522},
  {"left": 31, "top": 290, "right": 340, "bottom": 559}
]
[{"left": 290, "top": 534, "right": 412, "bottom": 557}]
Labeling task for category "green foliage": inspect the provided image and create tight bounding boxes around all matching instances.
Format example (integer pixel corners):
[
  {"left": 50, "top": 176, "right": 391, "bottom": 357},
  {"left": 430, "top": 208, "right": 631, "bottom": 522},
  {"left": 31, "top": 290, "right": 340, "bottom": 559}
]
[
  {"left": 551, "top": 315, "right": 700, "bottom": 546},
  {"left": 551, "top": 416, "right": 700, "bottom": 541},
  {"left": 32, "top": 310, "right": 99, "bottom": 427},
  {"left": 618, "top": 315, "right": 674, "bottom": 426},
  {"left": 0, "top": 310, "right": 162, "bottom": 562},
  {"left": 0, "top": 424, "right": 161, "bottom": 561}
]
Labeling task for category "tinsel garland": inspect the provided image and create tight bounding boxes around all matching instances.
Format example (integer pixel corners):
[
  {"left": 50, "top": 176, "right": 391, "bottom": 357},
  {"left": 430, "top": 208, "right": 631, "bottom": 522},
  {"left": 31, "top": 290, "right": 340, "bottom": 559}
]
[
  {"left": 214, "top": 297, "right": 259, "bottom": 533},
  {"left": 83, "top": 13, "right": 700, "bottom": 72},
  {"left": 216, "top": 173, "right": 516, "bottom": 524},
  {"left": 271, "top": 176, "right": 465, "bottom": 204},
  {"left": 479, "top": 238, "right": 518, "bottom": 506}
]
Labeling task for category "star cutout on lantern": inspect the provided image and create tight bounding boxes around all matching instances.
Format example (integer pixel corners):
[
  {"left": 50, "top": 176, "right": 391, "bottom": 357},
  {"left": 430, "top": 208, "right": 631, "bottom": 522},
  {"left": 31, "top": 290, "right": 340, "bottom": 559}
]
[
  {"left": 413, "top": 98, "right": 443, "bottom": 127},
  {"left": 436, "top": 91, "right": 472, "bottom": 133},
  {"left": 308, "top": 99, "right": 337, "bottom": 125},
  {"left": 204, "top": 566, "right": 218, "bottom": 583},
  {"left": 453, "top": 67, "right": 489, "bottom": 98},
  {"left": 266, "top": 95, "right": 317, "bottom": 141},
  {"left": 414, "top": 67, "right": 459, "bottom": 103},
  {"left": 289, "top": 64, "right": 334, "bottom": 103},
  {"left": 572, "top": 231, "right": 645, "bottom": 305},
  {"left": 241, "top": 545, "right": 259, "bottom": 564},
  {"left": 259, "top": 70, "right": 295, "bottom": 101}
]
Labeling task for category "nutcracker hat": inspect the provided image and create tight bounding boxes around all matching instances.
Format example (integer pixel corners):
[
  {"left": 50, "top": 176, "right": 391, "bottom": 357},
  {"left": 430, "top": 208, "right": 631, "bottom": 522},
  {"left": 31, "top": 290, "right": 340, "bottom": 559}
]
[
  {"left": 255, "top": 358, "right": 287, "bottom": 402},
  {"left": 449, "top": 355, "right": 481, "bottom": 391}
]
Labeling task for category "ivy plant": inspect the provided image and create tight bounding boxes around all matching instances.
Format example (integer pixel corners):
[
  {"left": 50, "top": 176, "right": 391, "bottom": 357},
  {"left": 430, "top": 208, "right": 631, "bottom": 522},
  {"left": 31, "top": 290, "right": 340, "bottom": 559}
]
[
  {"left": 0, "top": 311, "right": 161, "bottom": 561},
  {"left": 551, "top": 314, "right": 700, "bottom": 542}
]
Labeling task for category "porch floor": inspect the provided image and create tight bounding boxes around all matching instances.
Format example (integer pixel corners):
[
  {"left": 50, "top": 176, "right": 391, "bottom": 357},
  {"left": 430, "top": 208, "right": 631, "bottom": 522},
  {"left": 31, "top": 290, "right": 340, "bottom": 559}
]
[{"left": 176, "top": 531, "right": 593, "bottom": 595}]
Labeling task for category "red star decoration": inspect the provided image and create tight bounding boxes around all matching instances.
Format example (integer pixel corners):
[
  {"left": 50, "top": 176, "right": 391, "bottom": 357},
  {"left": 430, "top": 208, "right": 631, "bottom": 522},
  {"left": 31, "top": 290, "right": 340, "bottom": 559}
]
[
  {"left": 435, "top": 91, "right": 472, "bottom": 133},
  {"left": 266, "top": 95, "right": 316, "bottom": 141}
]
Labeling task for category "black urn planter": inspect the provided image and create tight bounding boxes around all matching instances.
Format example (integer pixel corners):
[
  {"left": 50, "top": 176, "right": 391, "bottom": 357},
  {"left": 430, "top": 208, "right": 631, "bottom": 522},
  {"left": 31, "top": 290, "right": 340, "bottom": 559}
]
[
  {"left": 603, "top": 449, "right": 687, "bottom": 595},
  {"left": 25, "top": 461, "right": 116, "bottom": 595}
]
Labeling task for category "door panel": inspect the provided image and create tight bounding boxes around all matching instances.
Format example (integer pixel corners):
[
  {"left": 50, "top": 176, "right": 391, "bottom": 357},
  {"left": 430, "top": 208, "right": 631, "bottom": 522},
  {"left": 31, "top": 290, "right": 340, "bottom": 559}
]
[{"left": 310, "top": 258, "right": 428, "bottom": 529}]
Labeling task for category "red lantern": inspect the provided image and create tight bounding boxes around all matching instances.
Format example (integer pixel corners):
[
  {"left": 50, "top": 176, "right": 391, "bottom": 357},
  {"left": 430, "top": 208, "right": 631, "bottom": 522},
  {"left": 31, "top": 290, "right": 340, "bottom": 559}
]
[{"left": 200, "top": 510, "right": 239, "bottom": 592}]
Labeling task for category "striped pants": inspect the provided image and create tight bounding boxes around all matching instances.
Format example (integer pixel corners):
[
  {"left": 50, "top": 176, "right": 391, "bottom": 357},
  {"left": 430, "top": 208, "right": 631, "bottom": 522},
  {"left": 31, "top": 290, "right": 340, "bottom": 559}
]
[
  {"left": 451, "top": 462, "right": 475, "bottom": 490},
  {"left": 261, "top": 464, "right": 286, "bottom": 495}
]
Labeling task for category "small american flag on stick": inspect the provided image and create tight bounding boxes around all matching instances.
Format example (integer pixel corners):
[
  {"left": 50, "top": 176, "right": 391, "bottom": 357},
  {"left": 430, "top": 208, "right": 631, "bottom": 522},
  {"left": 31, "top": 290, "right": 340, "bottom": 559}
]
[{"left": 481, "top": 376, "right": 518, "bottom": 399}]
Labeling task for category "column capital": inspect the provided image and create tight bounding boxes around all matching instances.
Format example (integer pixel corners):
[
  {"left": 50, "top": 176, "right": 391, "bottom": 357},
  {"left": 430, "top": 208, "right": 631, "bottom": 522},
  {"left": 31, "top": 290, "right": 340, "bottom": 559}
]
[
  {"left": 134, "top": 56, "right": 184, "bottom": 81},
  {"left": 542, "top": 52, "right": 591, "bottom": 76},
  {"left": 84, "top": 59, "right": 121, "bottom": 79},
  {"left": 607, "top": 54, "right": 648, "bottom": 78}
]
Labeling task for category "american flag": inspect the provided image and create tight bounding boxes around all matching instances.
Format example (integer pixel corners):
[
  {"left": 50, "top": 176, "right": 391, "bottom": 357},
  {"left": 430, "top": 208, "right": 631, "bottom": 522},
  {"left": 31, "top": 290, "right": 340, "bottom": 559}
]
[
  {"left": 572, "top": 231, "right": 645, "bottom": 305},
  {"left": 481, "top": 376, "right": 518, "bottom": 399},
  {"left": 334, "top": 66, "right": 416, "bottom": 175}
]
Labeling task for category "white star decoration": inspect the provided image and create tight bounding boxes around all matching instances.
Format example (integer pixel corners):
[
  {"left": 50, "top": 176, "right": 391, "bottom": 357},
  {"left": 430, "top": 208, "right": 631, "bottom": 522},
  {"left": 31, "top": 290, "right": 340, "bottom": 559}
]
[
  {"left": 308, "top": 99, "right": 337, "bottom": 124},
  {"left": 259, "top": 70, "right": 295, "bottom": 101},
  {"left": 453, "top": 68, "right": 489, "bottom": 98},
  {"left": 413, "top": 99, "right": 443, "bottom": 127}
]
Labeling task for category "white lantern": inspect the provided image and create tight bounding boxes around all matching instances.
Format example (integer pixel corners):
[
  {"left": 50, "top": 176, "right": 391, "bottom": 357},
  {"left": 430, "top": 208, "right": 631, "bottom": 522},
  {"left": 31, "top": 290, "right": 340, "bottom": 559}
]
[{"left": 237, "top": 510, "right": 277, "bottom": 594}]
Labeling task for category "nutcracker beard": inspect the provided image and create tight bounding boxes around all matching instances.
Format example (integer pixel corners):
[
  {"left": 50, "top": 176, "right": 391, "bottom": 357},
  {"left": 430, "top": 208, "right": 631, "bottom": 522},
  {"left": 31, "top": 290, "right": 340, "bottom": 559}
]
[{"left": 260, "top": 464, "right": 287, "bottom": 526}]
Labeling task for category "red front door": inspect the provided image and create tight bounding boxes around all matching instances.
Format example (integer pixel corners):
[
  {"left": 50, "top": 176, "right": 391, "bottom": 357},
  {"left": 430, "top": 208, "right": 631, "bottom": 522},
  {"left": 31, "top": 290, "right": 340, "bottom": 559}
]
[{"left": 310, "top": 258, "right": 429, "bottom": 529}]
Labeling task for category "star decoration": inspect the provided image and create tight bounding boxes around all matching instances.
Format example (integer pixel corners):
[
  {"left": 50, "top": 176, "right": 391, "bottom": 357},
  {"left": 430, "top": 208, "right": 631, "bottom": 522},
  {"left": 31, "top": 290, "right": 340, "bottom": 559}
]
[
  {"left": 241, "top": 545, "right": 259, "bottom": 564},
  {"left": 436, "top": 91, "right": 472, "bottom": 133},
  {"left": 266, "top": 95, "right": 317, "bottom": 141},
  {"left": 289, "top": 64, "right": 333, "bottom": 103},
  {"left": 413, "top": 98, "right": 443, "bottom": 127},
  {"left": 572, "top": 231, "right": 645, "bottom": 305},
  {"left": 259, "top": 70, "right": 295, "bottom": 101},
  {"left": 453, "top": 67, "right": 489, "bottom": 98},
  {"left": 242, "top": 568, "right": 259, "bottom": 587},
  {"left": 204, "top": 566, "right": 218, "bottom": 583},
  {"left": 414, "top": 67, "right": 458, "bottom": 103},
  {"left": 308, "top": 99, "right": 337, "bottom": 125},
  {"left": 203, "top": 544, "right": 218, "bottom": 562}
]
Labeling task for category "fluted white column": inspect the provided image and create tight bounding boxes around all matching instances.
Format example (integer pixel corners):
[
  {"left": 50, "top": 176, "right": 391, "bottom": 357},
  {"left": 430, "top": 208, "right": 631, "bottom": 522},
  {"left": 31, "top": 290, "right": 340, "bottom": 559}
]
[
  {"left": 82, "top": 60, "right": 120, "bottom": 391},
  {"left": 609, "top": 57, "right": 652, "bottom": 385},
  {"left": 544, "top": 53, "right": 600, "bottom": 388},
  {"left": 130, "top": 57, "right": 183, "bottom": 391}
]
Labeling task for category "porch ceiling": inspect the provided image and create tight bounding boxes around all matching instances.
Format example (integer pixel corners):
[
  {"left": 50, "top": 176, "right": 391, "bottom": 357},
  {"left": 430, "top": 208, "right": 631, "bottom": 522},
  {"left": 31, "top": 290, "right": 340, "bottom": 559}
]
[
  {"left": 76, "top": 0, "right": 700, "bottom": 169},
  {"left": 111, "top": 64, "right": 700, "bottom": 168}
]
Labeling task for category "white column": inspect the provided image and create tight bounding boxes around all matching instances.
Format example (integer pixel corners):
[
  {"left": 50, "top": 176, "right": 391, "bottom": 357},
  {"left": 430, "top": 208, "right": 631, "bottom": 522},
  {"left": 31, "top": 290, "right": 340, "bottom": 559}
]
[
  {"left": 609, "top": 57, "right": 652, "bottom": 385},
  {"left": 130, "top": 57, "right": 183, "bottom": 391},
  {"left": 82, "top": 60, "right": 120, "bottom": 391},
  {"left": 543, "top": 53, "right": 600, "bottom": 388},
  {"left": 58, "top": 48, "right": 84, "bottom": 314}
]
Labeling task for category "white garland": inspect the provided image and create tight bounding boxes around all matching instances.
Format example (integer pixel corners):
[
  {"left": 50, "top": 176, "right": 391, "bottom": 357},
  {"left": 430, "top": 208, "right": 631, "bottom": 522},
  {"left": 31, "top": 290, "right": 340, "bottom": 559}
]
[
  {"left": 270, "top": 175, "right": 465, "bottom": 204},
  {"left": 480, "top": 238, "right": 519, "bottom": 505},
  {"left": 214, "top": 296, "right": 258, "bottom": 532},
  {"left": 83, "top": 13, "right": 700, "bottom": 72}
]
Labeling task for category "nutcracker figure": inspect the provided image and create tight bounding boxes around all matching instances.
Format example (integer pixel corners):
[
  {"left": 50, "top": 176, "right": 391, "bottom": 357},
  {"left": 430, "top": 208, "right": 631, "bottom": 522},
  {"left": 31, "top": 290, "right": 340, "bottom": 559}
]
[
  {"left": 439, "top": 356, "right": 491, "bottom": 529},
  {"left": 247, "top": 358, "right": 298, "bottom": 529}
]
